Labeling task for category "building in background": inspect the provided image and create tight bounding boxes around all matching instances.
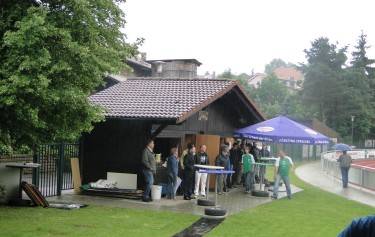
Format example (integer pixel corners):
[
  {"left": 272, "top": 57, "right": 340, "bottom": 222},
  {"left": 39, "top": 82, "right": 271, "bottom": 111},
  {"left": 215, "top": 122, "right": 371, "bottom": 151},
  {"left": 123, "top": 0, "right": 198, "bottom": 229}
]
[
  {"left": 246, "top": 73, "right": 266, "bottom": 88},
  {"left": 146, "top": 59, "right": 202, "bottom": 78},
  {"left": 274, "top": 67, "right": 304, "bottom": 92}
]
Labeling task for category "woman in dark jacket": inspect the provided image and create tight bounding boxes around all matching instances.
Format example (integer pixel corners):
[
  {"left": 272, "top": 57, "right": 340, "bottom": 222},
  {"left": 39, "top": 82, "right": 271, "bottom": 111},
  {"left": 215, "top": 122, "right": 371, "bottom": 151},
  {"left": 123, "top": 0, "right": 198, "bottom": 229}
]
[{"left": 167, "top": 147, "right": 179, "bottom": 200}]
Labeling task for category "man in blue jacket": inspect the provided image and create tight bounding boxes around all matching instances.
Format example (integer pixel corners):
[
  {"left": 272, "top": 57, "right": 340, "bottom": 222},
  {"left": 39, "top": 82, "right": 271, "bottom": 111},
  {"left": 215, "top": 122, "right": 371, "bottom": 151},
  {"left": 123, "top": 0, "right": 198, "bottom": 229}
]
[{"left": 338, "top": 215, "right": 375, "bottom": 237}]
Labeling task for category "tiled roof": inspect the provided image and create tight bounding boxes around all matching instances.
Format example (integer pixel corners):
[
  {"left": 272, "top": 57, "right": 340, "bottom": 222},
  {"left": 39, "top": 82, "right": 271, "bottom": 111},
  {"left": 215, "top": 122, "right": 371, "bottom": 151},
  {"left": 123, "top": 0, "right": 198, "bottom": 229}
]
[
  {"left": 89, "top": 78, "right": 237, "bottom": 122},
  {"left": 274, "top": 68, "right": 304, "bottom": 81},
  {"left": 126, "top": 57, "right": 151, "bottom": 69},
  {"left": 248, "top": 73, "right": 266, "bottom": 82}
]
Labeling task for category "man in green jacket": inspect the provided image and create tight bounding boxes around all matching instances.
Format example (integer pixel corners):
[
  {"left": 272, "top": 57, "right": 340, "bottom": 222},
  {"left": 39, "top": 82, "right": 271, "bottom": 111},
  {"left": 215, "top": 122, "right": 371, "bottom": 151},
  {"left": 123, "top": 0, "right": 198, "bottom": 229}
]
[
  {"left": 242, "top": 145, "right": 255, "bottom": 193},
  {"left": 141, "top": 139, "right": 156, "bottom": 202}
]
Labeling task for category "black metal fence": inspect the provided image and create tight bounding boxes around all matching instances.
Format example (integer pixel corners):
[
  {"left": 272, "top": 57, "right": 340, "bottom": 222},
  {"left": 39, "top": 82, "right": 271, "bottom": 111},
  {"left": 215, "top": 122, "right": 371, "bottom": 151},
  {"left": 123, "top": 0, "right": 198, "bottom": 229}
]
[
  {"left": 34, "top": 143, "right": 78, "bottom": 197},
  {"left": 1, "top": 143, "right": 78, "bottom": 197}
]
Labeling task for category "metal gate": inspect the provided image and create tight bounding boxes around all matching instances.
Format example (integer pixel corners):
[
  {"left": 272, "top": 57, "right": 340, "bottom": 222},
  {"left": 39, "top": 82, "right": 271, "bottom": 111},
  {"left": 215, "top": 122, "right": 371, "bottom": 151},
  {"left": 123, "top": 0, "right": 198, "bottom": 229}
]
[{"left": 34, "top": 143, "right": 79, "bottom": 197}]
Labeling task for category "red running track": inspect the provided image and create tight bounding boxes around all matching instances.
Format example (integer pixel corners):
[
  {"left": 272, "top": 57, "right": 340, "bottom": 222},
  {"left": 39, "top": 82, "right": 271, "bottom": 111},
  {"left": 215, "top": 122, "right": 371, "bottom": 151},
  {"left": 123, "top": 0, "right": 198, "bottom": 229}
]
[{"left": 352, "top": 159, "right": 375, "bottom": 172}]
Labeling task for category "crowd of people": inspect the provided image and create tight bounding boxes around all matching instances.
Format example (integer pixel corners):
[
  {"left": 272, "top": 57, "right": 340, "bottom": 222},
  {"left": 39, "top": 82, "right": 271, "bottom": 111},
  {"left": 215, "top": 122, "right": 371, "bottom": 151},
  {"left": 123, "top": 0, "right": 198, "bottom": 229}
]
[
  {"left": 141, "top": 138, "right": 293, "bottom": 202},
  {"left": 141, "top": 139, "right": 375, "bottom": 236}
]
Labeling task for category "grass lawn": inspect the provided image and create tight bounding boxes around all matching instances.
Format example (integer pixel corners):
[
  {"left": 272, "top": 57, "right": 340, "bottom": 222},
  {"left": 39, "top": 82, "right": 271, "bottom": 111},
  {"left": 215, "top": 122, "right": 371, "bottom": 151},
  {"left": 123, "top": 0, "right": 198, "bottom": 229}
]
[
  {"left": 207, "top": 162, "right": 375, "bottom": 237},
  {"left": 0, "top": 205, "right": 199, "bottom": 236},
  {"left": 1, "top": 162, "right": 375, "bottom": 236}
]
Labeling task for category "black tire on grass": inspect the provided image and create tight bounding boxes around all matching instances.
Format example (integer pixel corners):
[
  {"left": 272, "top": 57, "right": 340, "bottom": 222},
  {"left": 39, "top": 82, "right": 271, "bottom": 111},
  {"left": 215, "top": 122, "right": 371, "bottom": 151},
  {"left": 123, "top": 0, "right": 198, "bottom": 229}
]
[
  {"left": 251, "top": 190, "right": 270, "bottom": 197},
  {"left": 205, "top": 208, "right": 227, "bottom": 216},
  {"left": 197, "top": 199, "right": 215, "bottom": 206}
]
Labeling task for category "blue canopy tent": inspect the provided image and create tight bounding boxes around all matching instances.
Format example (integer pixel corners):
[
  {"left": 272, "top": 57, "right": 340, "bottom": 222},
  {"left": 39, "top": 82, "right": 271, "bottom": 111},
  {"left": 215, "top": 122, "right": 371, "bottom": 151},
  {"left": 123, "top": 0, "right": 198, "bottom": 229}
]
[{"left": 233, "top": 116, "right": 330, "bottom": 161}]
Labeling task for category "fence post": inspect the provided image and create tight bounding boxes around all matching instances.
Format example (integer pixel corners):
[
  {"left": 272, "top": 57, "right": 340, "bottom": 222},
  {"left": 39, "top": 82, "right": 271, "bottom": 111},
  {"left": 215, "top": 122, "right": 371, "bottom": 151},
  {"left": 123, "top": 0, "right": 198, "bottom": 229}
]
[
  {"left": 33, "top": 150, "right": 40, "bottom": 186},
  {"left": 313, "top": 145, "right": 317, "bottom": 160},
  {"left": 57, "top": 143, "right": 64, "bottom": 196}
]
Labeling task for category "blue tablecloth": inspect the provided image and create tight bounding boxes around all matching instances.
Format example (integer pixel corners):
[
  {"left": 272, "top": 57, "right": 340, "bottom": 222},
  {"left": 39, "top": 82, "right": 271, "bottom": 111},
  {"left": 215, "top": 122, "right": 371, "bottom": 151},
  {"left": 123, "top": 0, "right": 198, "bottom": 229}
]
[{"left": 199, "top": 170, "right": 234, "bottom": 174}]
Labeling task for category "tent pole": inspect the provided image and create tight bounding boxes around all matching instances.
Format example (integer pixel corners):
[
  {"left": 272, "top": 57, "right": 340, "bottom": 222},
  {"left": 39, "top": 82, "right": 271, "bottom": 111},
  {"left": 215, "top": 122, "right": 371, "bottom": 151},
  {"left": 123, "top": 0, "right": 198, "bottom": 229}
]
[
  {"left": 313, "top": 145, "right": 317, "bottom": 160},
  {"left": 308, "top": 145, "right": 310, "bottom": 161}
]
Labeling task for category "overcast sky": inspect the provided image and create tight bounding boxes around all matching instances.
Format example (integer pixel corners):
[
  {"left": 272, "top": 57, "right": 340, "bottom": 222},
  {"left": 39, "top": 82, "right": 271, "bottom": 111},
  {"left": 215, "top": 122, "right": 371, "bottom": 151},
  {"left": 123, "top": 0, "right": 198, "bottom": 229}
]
[{"left": 121, "top": 0, "right": 375, "bottom": 76}]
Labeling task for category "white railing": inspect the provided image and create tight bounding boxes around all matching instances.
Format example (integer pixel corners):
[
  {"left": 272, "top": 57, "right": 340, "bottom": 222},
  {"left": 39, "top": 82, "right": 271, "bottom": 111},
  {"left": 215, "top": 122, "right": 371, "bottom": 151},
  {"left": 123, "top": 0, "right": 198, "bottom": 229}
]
[{"left": 321, "top": 150, "right": 375, "bottom": 192}]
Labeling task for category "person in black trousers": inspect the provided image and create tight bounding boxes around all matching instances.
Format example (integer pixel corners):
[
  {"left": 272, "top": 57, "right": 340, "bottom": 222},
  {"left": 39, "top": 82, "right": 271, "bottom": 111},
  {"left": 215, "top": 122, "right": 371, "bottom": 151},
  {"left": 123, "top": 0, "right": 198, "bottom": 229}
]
[
  {"left": 182, "top": 143, "right": 195, "bottom": 200},
  {"left": 229, "top": 142, "right": 239, "bottom": 187}
]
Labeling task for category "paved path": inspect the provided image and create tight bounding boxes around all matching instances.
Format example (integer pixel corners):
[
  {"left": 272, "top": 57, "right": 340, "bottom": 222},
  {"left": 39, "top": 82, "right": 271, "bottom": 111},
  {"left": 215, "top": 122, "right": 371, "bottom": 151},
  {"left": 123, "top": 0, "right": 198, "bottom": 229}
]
[
  {"left": 295, "top": 162, "right": 375, "bottom": 208},
  {"left": 46, "top": 162, "right": 375, "bottom": 216},
  {"left": 47, "top": 184, "right": 302, "bottom": 216}
]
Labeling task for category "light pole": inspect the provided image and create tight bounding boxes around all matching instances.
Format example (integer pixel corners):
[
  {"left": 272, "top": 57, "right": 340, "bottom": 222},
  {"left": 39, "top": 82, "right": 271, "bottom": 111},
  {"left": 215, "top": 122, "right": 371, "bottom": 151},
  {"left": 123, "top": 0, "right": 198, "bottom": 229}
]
[{"left": 351, "top": 116, "right": 355, "bottom": 145}]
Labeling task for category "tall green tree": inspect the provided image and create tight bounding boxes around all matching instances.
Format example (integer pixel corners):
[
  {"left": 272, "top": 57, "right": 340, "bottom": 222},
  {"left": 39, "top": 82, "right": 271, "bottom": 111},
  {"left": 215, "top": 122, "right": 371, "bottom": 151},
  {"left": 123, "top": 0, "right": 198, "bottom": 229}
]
[
  {"left": 351, "top": 31, "right": 375, "bottom": 78},
  {"left": 300, "top": 36, "right": 374, "bottom": 144},
  {"left": 299, "top": 37, "right": 348, "bottom": 124},
  {"left": 0, "top": 1, "right": 141, "bottom": 151},
  {"left": 249, "top": 73, "right": 289, "bottom": 118},
  {"left": 348, "top": 32, "right": 375, "bottom": 142}
]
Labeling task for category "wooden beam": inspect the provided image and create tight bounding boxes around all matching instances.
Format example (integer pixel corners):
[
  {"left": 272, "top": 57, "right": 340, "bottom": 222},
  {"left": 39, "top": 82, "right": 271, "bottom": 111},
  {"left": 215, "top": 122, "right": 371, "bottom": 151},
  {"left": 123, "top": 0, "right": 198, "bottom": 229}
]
[{"left": 151, "top": 124, "right": 168, "bottom": 139}]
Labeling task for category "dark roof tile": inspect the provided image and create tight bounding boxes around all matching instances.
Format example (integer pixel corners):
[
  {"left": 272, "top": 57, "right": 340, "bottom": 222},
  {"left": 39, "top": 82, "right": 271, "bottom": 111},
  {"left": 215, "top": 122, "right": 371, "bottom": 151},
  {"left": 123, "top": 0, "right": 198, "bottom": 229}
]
[{"left": 89, "top": 78, "right": 236, "bottom": 121}]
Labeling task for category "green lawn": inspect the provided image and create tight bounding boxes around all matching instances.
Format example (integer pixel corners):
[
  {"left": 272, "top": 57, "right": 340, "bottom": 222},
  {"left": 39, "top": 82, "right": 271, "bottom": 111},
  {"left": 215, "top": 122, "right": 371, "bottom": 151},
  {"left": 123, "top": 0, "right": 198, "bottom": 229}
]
[
  {"left": 0, "top": 205, "right": 198, "bottom": 237},
  {"left": 1, "top": 162, "right": 374, "bottom": 237},
  {"left": 207, "top": 163, "right": 375, "bottom": 236}
]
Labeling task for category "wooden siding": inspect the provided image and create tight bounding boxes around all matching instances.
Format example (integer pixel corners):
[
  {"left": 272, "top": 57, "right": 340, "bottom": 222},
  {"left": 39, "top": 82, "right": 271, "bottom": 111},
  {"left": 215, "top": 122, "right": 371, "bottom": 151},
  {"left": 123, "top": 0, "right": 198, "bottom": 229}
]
[
  {"left": 81, "top": 120, "right": 152, "bottom": 188},
  {"left": 151, "top": 61, "right": 198, "bottom": 78},
  {"left": 152, "top": 90, "right": 258, "bottom": 138},
  {"left": 82, "top": 85, "right": 263, "bottom": 190},
  {"left": 195, "top": 134, "right": 221, "bottom": 188}
]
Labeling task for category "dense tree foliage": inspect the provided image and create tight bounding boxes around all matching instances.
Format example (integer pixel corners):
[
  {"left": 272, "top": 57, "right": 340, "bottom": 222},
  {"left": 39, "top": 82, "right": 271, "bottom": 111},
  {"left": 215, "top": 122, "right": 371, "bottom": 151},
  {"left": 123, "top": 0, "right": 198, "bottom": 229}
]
[
  {"left": 0, "top": 1, "right": 141, "bottom": 153},
  {"left": 349, "top": 32, "right": 375, "bottom": 141},
  {"left": 249, "top": 73, "right": 289, "bottom": 118},
  {"left": 232, "top": 33, "right": 374, "bottom": 146},
  {"left": 218, "top": 68, "right": 251, "bottom": 94},
  {"left": 300, "top": 36, "right": 374, "bottom": 144}
]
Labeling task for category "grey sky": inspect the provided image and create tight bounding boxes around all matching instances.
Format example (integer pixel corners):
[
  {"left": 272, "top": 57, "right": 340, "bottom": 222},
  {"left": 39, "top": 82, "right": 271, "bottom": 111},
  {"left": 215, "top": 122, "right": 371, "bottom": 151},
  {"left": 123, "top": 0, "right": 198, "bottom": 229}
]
[{"left": 121, "top": 0, "right": 375, "bottom": 76}]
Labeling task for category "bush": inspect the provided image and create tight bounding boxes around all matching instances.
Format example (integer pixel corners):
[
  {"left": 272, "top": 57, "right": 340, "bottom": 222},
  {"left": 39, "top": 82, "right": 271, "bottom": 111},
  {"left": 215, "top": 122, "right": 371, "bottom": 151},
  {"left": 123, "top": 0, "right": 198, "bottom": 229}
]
[{"left": 0, "top": 144, "right": 13, "bottom": 155}]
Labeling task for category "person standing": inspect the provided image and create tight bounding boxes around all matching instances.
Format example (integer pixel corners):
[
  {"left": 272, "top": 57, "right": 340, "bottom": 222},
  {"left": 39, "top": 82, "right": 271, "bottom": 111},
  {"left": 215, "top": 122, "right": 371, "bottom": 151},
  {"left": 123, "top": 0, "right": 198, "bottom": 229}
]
[
  {"left": 194, "top": 145, "right": 210, "bottom": 197},
  {"left": 242, "top": 145, "right": 255, "bottom": 193},
  {"left": 259, "top": 143, "right": 270, "bottom": 178},
  {"left": 229, "top": 142, "right": 239, "bottom": 186},
  {"left": 337, "top": 150, "right": 352, "bottom": 188},
  {"left": 215, "top": 146, "right": 229, "bottom": 195},
  {"left": 271, "top": 150, "right": 294, "bottom": 199},
  {"left": 141, "top": 139, "right": 156, "bottom": 202},
  {"left": 177, "top": 143, "right": 193, "bottom": 196},
  {"left": 259, "top": 144, "right": 270, "bottom": 158},
  {"left": 236, "top": 143, "right": 245, "bottom": 185},
  {"left": 166, "top": 147, "right": 179, "bottom": 200},
  {"left": 224, "top": 142, "right": 233, "bottom": 189},
  {"left": 182, "top": 143, "right": 196, "bottom": 200},
  {"left": 179, "top": 144, "right": 192, "bottom": 171},
  {"left": 250, "top": 143, "right": 260, "bottom": 182}
]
